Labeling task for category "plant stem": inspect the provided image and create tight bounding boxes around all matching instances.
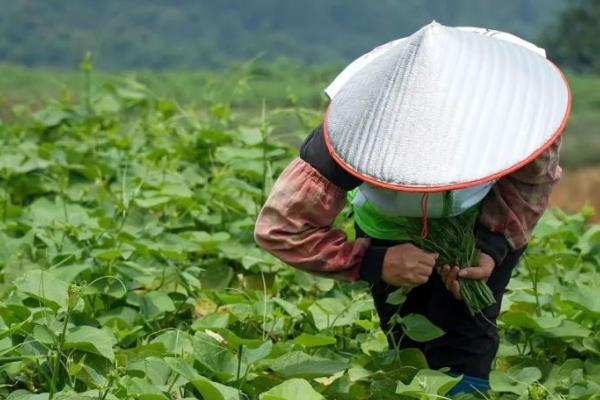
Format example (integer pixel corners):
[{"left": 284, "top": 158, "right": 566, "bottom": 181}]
[
  {"left": 236, "top": 344, "right": 244, "bottom": 384},
  {"left": 50, "top": 307, "right": 71, "bottom": 399},
  {"left": 260, "top": 99, "right": 268, "bottom": 207}
]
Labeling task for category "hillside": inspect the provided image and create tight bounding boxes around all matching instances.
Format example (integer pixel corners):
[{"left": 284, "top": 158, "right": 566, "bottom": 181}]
[{"left": 0, "top": 0, "right": 566, "bottom": 69}]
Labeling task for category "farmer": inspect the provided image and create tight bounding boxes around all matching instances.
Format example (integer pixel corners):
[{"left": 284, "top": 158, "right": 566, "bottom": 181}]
[{"left": 254, "top": 22, "right": 570, "bottom": 393}]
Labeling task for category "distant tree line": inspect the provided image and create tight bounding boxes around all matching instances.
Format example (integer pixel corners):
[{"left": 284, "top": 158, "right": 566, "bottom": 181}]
[
  {"left": 542, "top": 0, "right": 600, "bottom": 73},
  {"left": 1, "top": 0, "right": 594, "bottom": 72}
]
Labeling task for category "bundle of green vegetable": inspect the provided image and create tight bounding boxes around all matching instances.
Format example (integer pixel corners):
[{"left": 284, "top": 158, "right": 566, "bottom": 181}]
[{"left": 407, "top": 207, "right": 496, "bottom": 316}]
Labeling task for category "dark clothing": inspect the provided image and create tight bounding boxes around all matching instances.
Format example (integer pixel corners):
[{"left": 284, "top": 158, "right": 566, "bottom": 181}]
[
  {"left": 299, "top": 124, "right": 513, "bottom": 284},
  {"left": 298, "top": 124, "right": 527, "bottom": 377},
  {"left": 358, "top": 224, "right": 526, "bottom": 378},
  {"left": 255, "top": 123, "right": 557, "bottom": 378}
]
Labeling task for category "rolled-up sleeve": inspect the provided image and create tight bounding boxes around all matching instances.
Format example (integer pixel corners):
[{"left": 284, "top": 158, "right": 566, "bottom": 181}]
[
  {"left": 478, "top": 137, "right": 562, "bottom": 254},
  {"left": 254, "top": 157, "right": 372, "bottom": 281}
]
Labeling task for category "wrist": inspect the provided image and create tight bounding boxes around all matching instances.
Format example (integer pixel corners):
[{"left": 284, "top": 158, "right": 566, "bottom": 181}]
[
  {"left": 475, "top": 223, "right": 509, "bottom": 268},
  {"left": 359, "top": 246, "right": 387, "bottom": 284}
]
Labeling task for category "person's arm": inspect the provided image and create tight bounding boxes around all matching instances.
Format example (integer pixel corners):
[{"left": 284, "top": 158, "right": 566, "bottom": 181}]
[
  {"left": 254, "top": 125, "right": 437, "bottom": 285},
  {"left": 440, "top": 138, "right": 562, "bottom": 298},
  {"left": 254, "top": 124, "right": 384, "bottom": 282},
  {"left": 476, "top": 136, "right": 562, "bottom": 267},
  {"left": 254, "top": 156, "right": 376, "bottom": 281}
]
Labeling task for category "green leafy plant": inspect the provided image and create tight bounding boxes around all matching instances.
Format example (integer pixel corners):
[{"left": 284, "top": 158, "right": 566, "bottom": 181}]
[{"left": 0, "top": 72, "right": 597, "bottom": 400}]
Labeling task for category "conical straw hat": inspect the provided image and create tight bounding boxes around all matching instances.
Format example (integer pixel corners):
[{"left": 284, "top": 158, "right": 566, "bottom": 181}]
[{"left": 323, "top": 22, "right": 571, "bottom": 192}]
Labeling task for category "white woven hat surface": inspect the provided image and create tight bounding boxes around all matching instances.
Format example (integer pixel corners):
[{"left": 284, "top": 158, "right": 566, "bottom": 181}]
[{"left": 323, "top": 21, "right": 571, "bottom": 192}]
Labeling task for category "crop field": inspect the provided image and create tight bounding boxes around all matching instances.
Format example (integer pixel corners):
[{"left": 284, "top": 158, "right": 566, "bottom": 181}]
[{"left": 0, "top": 72, "right": 599, "bottom": 399}]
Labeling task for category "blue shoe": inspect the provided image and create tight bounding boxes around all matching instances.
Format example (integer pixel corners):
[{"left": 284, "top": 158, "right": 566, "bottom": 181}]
[{"left": 448, "top": 375, "right": 490, "bottom": 395}]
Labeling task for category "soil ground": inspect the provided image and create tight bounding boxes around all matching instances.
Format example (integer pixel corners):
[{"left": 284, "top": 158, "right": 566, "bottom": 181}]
[{"left": 550, "top": 165, "right": 600, "bottom": 222}]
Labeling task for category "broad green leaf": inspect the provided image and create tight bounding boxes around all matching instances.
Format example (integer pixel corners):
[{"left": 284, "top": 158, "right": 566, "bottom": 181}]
[
  {"left": 561, "top": 285, "right": 600, "bottom": 315},
  {"left": 309, "top": 298, "right": 357, "bottom": 330},
  {"left": 54, "top": 390, "right": 116, "bottom": 400},
  {"left": 121, "top": 343, "right": 168, "bottom": 362},
  {"left": 190, "top": 377, "right": 241, "bottom": 400},
  {"left": 161, "top": 181, "right": 193, "bottom": 198},
  {"left": 266, "top": 351, "right": 348, "bottom": 379},
  {"left": 165, "top": 357, "right": 240, "bottom": 400},
  {"left": 0, "top": 152, "right": 49, "bottom": 174},
  {"left": 576, "top": 225, "right": 600, "bottom": 255},
  {"left": 386, "top": 288, "right": 407, "bottom": 306},
  {"left": 193, "top": 332, "right": 246, "bottom": 381},
  {"left": 543, "top": 320, "right": 591, "bottom": 338},
  {"left": 396, "top": 369, "right": 461, "bottom": 397},
  {"left": 215, "top": 146, "right": 263, "bottom": 163},
  {"left": 273, "top": 298, "right": 303, "bottom": 318},
  {"left": 348, "top": 367, "right": 373, "bottom": 382},
  {"left": 92, "top": 93, "right": 121, "bottom": 114},
  {"left": 115, "top": 83, "right": 148, "bottom": 102},
  {"left": 292, "top": 333, "right": 337, "bottom": 348},
  {"left": 25, "top": 197, "right": 95, "bottom": 227},
  {"left": 197, "top": 264, "right": 234, "bottom": 290},
  {"left": 397, "top": 348, "right": 429, "bottom": 369},
  {"left": 7, "top": 391, "right": 49, "bottom": 400},
  {"left": 0, "top": 336, "right": 11, "bottom": 352},
  {"left": 401, "top": 313, "right": 445, "bottom": 342},
  {"left": 151, "top": 330, "right": 193, "bottom": 354},
  {"left": 242, "top": 341, "right": 273, "bottom": 364},
  {"left": 140, "top": 291, "right": 176, "bottom": 320},
  {"left": 490, "top": 367, "right": 542, "bottom": 394},
  {"left": 134, "top": 196, "right": 171, "bottom": 208},
  {"left": 238, "top": 127, "right": 263, "bottom": 145},
  {"left": 15, "top": 270, "right": 69, "bottom": 309},
  {"left": 215, "top": 328, "right": 265, "bottom": 348},
  {"left": 32, "top": 325, "right": 55, "bottom": 344},
  {"left": 359, "top": 331, "right": 388, "bottom": 354},
  {"left": 260, "top": 378, "right": 325, "bottom": 400},
  {"left": 97, "top": 306, "right": 139, "bottom": 329},
  {"left": 500, "top": 311, "right": 543, "bottom": 331},
  {"left": 199, "top": 128, "right": 232, "bottom": 143},
  {"left": 34, "top": 108, "right": 70, "bottom": 128},
  {"left": 64, "top": 326, "right": 116, "bottom": 362},
  {"left": 128, "top": 357, "right": 172, "bottom": 388},
  {"left": 125, "top": 376, "right": 169, "bottom": 400},
  {"left": 49, "top": 264, "right": 92, "bottom": 283},
  {"left": 92, "top": 279, "right": 129, "bottom": 301},
  {"left": 192, "top": 312, "right": 230, "bottom": 330}
]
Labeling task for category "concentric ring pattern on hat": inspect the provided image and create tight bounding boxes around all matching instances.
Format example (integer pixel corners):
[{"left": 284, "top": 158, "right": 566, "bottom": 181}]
[{"left": 323, "top": 21, "right": 571, "bottom": 192}]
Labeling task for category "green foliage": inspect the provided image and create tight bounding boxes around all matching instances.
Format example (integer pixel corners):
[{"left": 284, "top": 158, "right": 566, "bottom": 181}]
[
  {"left": 0, "top": 74, "right": 598, "bottom": 399},
  {"left": 542, "top": 0, "right": 600, "bottom": 74},
  {"left": 1, "top": 61, "right": 598, "bottom": 168},
  {"left": 406, "top": 208, "right": 497, "bottom": 315}
]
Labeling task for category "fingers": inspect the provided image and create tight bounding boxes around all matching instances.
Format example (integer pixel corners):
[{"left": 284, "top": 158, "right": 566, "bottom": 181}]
[
  {"left": 458, "top": 253, "right": 495, "bottom": 280},
  {"left": 479, "top": 252, "right": 495, "bottom": 268},
  {"left": 439, "top": 264, "right": 450, "bottom": 283},
  {"left": 414, "top": 274, "right": 429, "bottom": 285},
  {"left": 458, "top": 264, "right": 494, "bottom": 280},
  {"left": 450, "top": 278, "right": 462, "bottom": 300},
  {"left": 412, "top": 265, "right": 434, "bottom": 286},
  {"left": 417, "top": 251, "right": 439, "bottom": 267},
  {"left": 438, "top": 265, "right": 462, "bottom": 300}
]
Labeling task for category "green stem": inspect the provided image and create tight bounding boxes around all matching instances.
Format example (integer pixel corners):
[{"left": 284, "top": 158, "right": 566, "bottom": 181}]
[
  {"left": 236, "top": 344, "right": 244, "bottom": 384},
  {"left": 260, "top": 99, "right": 268, "bottom": 207},
  {"left": 99, "top": 372, "right": 114, "bottom": 400},
  {"left": 166, "top": 372, "right": 180, "bottom": 395},
  {"left": 50, "top": 307, "right": 71, "bottom": 398}
]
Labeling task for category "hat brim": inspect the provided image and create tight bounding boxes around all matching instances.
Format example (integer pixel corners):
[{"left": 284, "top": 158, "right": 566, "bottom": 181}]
[{"left": 323, "top": 22, "right": 571, "bottom": 192}]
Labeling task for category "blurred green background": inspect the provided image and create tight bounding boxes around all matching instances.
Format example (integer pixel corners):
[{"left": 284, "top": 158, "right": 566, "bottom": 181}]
[{"left": 0, "top": 0, "right": 598, "bottom": 167}]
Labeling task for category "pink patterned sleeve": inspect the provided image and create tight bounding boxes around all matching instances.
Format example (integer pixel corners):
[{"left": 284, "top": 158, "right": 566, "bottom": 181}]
[
  {"left": 254, "top": 157, "right": 371, "bottom": 281},
  {"left": 479, "top": 137, "right": 562, "bottom": 249}
]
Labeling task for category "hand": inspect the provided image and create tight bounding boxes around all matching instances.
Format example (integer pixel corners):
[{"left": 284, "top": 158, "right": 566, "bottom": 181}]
[
  {"left": 381, "top": 243, "right": 438, "bottom": 288},
  {"left": 439, "top": 252, "right": 495, "bottom": 300}
]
